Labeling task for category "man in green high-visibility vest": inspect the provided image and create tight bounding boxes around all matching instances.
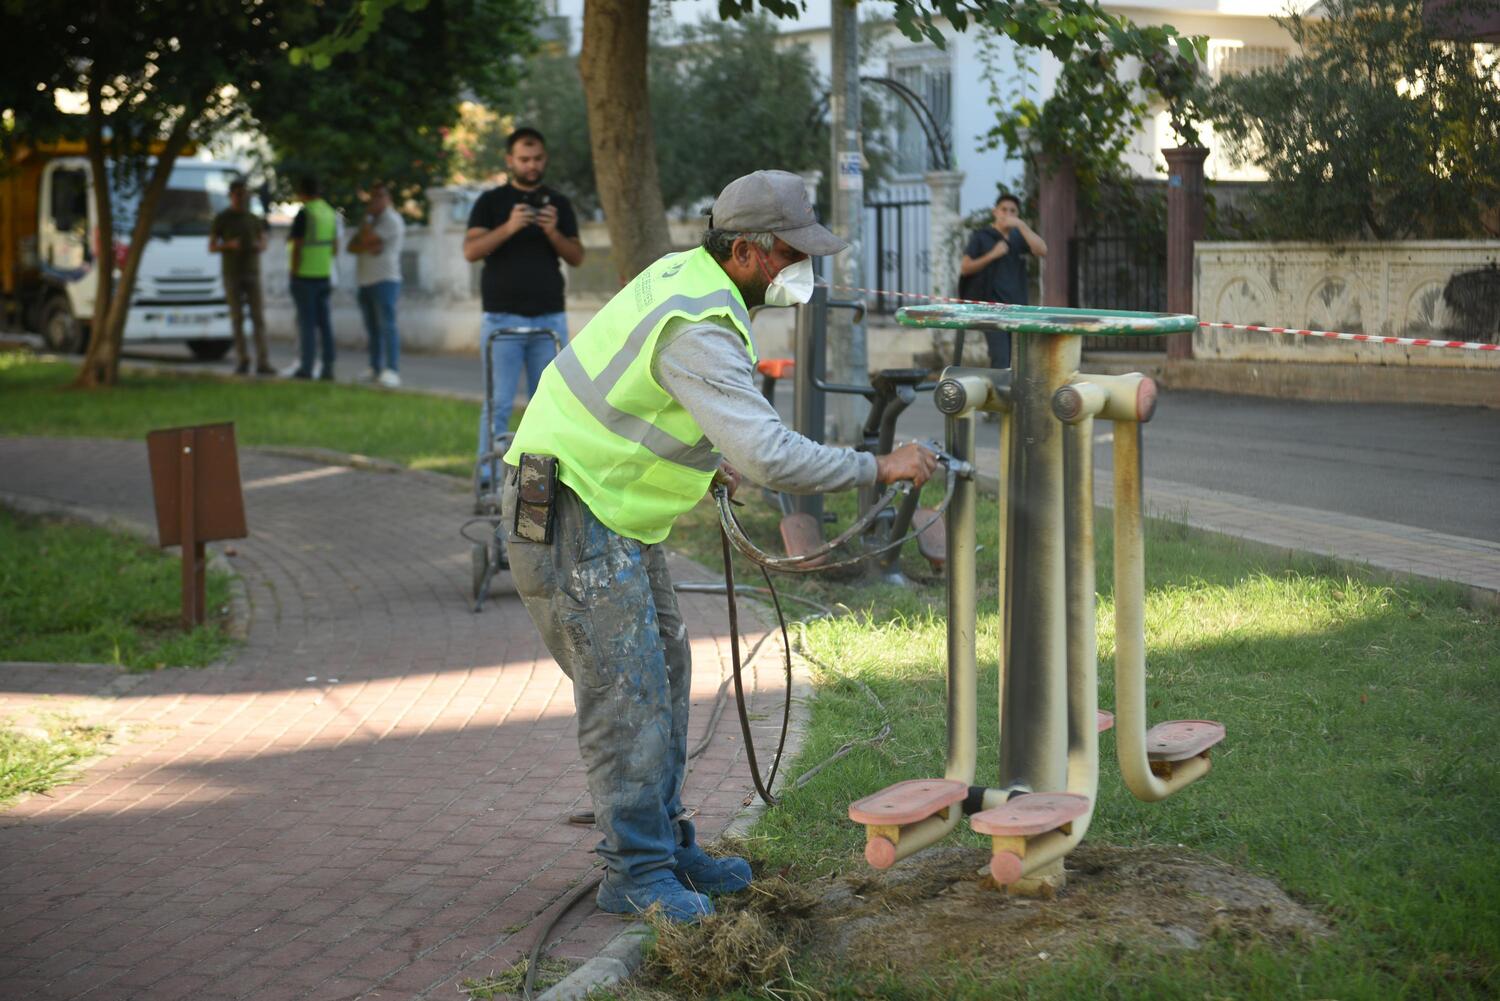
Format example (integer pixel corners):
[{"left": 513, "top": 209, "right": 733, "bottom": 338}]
[
  {"left": 288, "top": 175, "right": 339, "bottom": 380},
  {"left": 499, "top": 170, "right": 938, "bottom": 923}
]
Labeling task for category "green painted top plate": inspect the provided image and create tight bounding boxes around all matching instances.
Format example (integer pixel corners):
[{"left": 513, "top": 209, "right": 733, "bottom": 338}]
[{"left": 896, "top": 303, "right": 1197, "bottom": 337}]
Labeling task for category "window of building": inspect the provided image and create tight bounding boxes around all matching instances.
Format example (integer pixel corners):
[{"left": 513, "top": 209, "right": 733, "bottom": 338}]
[{"left": 888, "top": 51, "right": 952, "bottom": 178}]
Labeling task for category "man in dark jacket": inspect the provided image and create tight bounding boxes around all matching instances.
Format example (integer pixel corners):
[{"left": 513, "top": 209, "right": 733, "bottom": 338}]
[{"left": 958, "top": 192, "right": 1048, "bottom": 369}]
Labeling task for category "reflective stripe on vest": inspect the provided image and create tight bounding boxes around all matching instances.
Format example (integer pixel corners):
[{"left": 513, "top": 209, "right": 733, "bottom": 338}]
[
  {"left": 292, "top": 199, "right": 336, "bottom": 279},
  {"left": 503, "top": 248, "right": 754, "bottom": 543},
  {"left": 551, "top": 288, "right": 749, "bottom": 471}
]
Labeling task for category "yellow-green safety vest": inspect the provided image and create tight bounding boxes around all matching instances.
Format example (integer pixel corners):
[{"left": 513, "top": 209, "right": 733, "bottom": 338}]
[
  {"left": 292, "top": 198, "right": 337, "bottom": 279},
  {"left": 504, "top": 247, "right": 755, "bottom": 544}
]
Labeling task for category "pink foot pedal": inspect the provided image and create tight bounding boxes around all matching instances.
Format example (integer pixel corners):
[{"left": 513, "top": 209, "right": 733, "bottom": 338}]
[
  {"left": 970, "top": 792, "right": 1091, "bottom": 837},
  {"left": 914, "top": 507, "right": 946, "bottom": 571},
  {"left": 848, "top": 779, "right": 967, "bottom": 826},
  {"left": 1146, "top": 720, "right": 1226, "bottom": 762},
  {"left": 1097, "top": 710, "right": 1115, "bottom": 733},
  {"left": 779, "top": 513, "right": 826, "bottom": 567}
]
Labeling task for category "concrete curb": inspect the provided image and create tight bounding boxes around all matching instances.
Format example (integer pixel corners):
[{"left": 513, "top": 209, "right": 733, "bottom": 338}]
[{"left": 534, "top": 926, "right": 653, "bottom": 1001}]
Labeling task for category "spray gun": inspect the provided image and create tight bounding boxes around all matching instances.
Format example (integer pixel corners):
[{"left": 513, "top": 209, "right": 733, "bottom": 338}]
[{"left": 923, "top": 439, "right": 975, "bottom": 481}]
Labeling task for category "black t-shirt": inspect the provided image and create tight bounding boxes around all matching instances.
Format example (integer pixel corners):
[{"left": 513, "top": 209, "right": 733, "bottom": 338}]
[
  {"left": 961, "top": 226, "right": 1029, "bottom": 305},
  {"left": 467, "top": 184, "right": 579, "bottom": 316}
]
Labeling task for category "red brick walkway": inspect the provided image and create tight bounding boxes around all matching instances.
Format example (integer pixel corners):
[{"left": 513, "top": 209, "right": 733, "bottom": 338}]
[{"left": 0, "top": 436, "right": 790, "bottom": 1000}]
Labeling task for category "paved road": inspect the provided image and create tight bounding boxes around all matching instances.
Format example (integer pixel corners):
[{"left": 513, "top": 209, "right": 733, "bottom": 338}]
[{"left": 127, "top": 340, "right": 1500, "bottom": 542}]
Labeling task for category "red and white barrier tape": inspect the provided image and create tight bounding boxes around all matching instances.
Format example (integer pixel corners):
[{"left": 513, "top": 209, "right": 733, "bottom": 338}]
[
  {"left": 827, "top": 284, "right": 1499, "bottom": 353},
  {"left": 1196, "top": 320, "right": 1497, "bottom": 353}
]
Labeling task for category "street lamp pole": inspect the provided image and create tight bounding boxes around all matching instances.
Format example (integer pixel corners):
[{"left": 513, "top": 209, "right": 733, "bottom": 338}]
[{"left": 828, "top": 0, "right": 867, "bottom": 443}]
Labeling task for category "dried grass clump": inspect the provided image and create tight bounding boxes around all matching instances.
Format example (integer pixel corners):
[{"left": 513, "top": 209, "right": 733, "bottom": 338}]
[{"left": 643, "top": 877, "right": 820, "bottom": 997}]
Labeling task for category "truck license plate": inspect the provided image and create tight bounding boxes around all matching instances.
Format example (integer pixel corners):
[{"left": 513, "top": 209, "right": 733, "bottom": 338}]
[{"left": 167, "top": 312, "right": 212, "bottom": 327}]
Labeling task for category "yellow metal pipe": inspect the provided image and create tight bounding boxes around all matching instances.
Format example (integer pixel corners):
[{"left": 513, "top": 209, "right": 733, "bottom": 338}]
[
  {"left": 1112, "top": 422, "right": 1211, "bottom": 802},
  {"left": 1053, "top": 372, "right": 1157, "bottom": 425},
  {"left": 945, "top": 410, "right": 979, "bottom": 790},
  {"left": 883, "top": 811, "right": 963, "bottom": 863},
  {"left": 884, "top": 409, "right": 981, "bottom": 865},
  {"left": 973, "top": 406, "right": 1023, "bottom": 813},
  {"left": 982, "top": 417, "right": 1103, "bottom": 887},
  {"left": 1006, "top": 418, "right": 1102, "bottom": 881}
]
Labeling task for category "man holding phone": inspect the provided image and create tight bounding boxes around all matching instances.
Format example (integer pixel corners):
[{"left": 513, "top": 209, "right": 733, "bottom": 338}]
[
  {"left": 959, "top": 192, "right": 1047, "bottom": 371},
  {"left": 463, "top": 127, "right": 585, "bottom": 474}
]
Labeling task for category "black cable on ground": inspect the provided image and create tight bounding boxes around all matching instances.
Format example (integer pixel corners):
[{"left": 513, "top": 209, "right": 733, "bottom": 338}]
[
  {"left": 521, "top": 866, "right": 604, "bottom": 999},
  {"left": 522, "top": 474, "right": 950, "bottom": 996},
  {"left": 720, "top": 524, "right": 796, "bottom": 806}
]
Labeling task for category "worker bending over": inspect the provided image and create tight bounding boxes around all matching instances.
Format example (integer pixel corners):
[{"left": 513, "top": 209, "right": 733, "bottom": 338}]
[{"left": 500, "top": 170, "right": 936, "bottom": 922}]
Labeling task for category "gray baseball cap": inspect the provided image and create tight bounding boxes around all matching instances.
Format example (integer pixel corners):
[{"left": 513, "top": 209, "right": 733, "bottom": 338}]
[{"left": 709, "top": 170, "right": 848, "bottom": 257}]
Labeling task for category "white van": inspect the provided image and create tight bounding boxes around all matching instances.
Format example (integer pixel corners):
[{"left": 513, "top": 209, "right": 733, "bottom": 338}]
[{"left": 9, "top": 152, "right": 242, "bottom": 359}]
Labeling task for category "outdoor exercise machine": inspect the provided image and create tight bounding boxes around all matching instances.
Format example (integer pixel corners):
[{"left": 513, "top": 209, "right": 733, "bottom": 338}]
[
  {"left": 757, "top": 282, "right": 945, "bottom": 582},
  {"left": 847, "top": 303, "right": 1226, "bottom": 895}
]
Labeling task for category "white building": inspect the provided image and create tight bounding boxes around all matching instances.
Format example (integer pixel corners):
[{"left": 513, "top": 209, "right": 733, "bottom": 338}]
[{"left": 551, "top": 0, "right": 1312, "bottom": 218}]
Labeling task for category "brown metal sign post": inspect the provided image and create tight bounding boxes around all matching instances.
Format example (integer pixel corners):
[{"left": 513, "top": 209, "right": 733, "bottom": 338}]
[{"left": 146, "top": 423, "right": 247, "bottom": 630}]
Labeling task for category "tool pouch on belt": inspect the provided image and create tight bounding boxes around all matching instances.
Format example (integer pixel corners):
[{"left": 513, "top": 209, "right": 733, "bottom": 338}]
[{"left": 513, "top": 453, "right": 558, "bottom": 544}]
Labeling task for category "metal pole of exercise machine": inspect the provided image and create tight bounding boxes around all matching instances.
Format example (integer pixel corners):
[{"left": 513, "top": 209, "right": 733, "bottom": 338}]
[
  {"left": 998, "top": 326, "right": 1078, "bottom": 861},
  {"left": 791, "top": 282, "right": 829, "bottom": 524},
  {"left": 792, "top": 278, "right": 870, "bottom": 525}
]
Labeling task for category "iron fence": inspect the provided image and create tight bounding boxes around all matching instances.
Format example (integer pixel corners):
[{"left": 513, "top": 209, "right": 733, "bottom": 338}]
[
  {"left": 863, "top": 186, "right": 930, "bottom": 315},
  {"left": 1069, "top": 235, "right": 1167, "bottom": 351}
]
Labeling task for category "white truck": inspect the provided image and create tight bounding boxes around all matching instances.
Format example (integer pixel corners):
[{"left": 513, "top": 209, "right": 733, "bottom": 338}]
[{"left": 2, "top": 141, "right": 241, "bottom": 359}]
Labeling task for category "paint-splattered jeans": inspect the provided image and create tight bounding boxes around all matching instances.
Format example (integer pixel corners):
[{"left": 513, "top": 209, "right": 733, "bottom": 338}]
[{"left": 500, "top": 467, "right": 693, "bottom": 882}]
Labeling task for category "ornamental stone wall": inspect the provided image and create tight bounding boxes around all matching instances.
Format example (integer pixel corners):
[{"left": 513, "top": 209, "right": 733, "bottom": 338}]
[{"left": 1193, "top": 241, "right": 1500, "bottom": 370}]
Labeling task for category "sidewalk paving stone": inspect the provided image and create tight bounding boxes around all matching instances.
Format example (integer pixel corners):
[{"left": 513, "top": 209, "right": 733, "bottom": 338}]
[{"left": 1, "top": 435, "right": 795, "bottom": 999}]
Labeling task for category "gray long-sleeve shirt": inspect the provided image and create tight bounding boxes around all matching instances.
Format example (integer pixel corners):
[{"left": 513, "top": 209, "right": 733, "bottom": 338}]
[{"left": 651, "top": 316, "right": 877, "bottom": 495}]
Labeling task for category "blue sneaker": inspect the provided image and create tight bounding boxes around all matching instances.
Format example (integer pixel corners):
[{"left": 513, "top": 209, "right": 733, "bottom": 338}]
[
  {"left": 596, "top": 870, "right": 713, "bottom": 923},
  {"left": 674, "top": 843, "right": 753, "bottom": 895}
]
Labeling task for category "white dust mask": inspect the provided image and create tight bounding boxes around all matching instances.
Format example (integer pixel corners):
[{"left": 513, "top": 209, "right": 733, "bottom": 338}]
[{"left": 763, "top": 256, "right": 815, "bottom": 307}]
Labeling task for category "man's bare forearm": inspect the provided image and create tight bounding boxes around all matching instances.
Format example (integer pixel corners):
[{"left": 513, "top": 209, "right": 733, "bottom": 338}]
[
  {"left": 1018, "top": 223, "right": 1048, "bottom": 257},
  {"left": 550, "top": 232, "right": 585, "bottom": 267},
  {"left": 463, "top": 225, "right": 514, "bottom": 262}
]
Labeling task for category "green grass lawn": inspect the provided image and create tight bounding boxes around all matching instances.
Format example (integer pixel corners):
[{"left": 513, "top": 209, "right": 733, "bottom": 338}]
[
  {"left": 654, "top": 490, "right": 1500, "bottom": 1000},
  {"left": 0, "top": 353, "right": 484, "bottom": 479},
  {"left": 7, "top": 352, "right": 1498, "bottom": 998},
  {"left": 0, "top": 506, "right": 233, "bottom": 670}
]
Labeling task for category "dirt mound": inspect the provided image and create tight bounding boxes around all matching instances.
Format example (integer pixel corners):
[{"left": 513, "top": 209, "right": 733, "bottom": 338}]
[
  {"left": 812, "top": 842, "right": 1329, "bottom": 975},
  {"left": 646, "top": 843, "right": 1328, "bottom": 996}
]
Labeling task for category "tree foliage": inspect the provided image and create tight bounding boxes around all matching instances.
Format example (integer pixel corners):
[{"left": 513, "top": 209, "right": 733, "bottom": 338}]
[
  {"left": 250, "top": 0, "right": 540, "bottom": 213},
  {"left": 293, "top": 0, "right": 1213, "bottom": 278},
  {"left": 975, "top": 5, "right": 1207, "bottom": 197},
  {"left": 476, "top": 51, "right": 599, "bottom": 212},
  {"left": 650, "top": 17, "right": 829, "bottom": 211},
  {"left": 1, "top": 0, "right": 316, "bottom": 387},
  {"left": 476, "top": 16, "right": 832, "bottom": 215},
  {"left": 1207, "top": 0, "right": 1500, "bottom": 240}
]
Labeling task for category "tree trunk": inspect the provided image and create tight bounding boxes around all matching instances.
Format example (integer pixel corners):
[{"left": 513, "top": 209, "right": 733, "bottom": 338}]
[
  {"left": 85, "top": 74, "right": 113, "bottom": 349},
  {"left": 74, "top": 109, "right": 196, "bottom": 388},
  {"left": 579, "top": 0, "right": 672, "bottom": 286}
]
